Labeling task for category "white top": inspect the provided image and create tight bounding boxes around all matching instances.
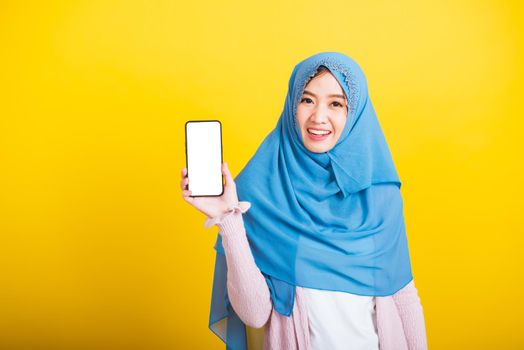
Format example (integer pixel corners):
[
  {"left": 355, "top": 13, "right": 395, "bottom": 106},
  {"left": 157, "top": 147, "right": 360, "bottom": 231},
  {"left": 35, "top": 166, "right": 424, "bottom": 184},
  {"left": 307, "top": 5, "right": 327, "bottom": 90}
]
[{"left": 301, "top": 287, "right": 379, "bottom": 350}]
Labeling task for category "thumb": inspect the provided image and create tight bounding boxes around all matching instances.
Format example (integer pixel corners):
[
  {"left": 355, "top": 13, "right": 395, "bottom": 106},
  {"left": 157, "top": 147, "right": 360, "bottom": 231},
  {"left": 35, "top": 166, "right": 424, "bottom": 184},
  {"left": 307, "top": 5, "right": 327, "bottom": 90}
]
[{"left": 222, "top": 162, "right": 234, "bottom": 186}]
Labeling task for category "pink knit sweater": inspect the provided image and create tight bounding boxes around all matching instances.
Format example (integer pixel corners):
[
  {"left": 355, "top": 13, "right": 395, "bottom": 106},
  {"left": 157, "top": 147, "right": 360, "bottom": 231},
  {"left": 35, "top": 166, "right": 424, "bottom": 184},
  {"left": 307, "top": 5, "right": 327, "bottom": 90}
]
[{"left": 209, "top": 205, "right": 428, "bottom": 350}]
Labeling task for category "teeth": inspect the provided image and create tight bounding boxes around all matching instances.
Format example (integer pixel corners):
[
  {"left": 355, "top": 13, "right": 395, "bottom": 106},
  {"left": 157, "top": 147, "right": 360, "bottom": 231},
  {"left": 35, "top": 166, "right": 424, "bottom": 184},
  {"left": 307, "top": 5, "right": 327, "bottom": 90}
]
[{"left": 308, "top": 128, "right": 331, "bottom": 135}]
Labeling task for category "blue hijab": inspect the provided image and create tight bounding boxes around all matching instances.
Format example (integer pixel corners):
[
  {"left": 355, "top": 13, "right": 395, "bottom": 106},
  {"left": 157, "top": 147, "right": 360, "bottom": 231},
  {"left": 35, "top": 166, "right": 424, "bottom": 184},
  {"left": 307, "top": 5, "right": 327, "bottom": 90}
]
[{"left": 208, "top": 51, "right": 413, "bottom": 349}]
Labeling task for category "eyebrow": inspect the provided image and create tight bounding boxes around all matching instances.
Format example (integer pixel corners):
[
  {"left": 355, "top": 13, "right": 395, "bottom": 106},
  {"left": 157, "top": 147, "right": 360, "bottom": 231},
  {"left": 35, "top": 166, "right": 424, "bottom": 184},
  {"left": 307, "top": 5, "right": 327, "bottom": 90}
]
[{"left": 303, "top": 90, "right": 346, "bottom": 100}]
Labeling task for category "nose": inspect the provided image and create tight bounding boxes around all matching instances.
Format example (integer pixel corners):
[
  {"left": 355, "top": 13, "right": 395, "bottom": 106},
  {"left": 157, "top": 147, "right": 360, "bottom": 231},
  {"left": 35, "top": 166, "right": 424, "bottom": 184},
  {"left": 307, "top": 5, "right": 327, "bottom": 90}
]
[{"left": 309, "top": 104, "right": 329, "bottom": 125}]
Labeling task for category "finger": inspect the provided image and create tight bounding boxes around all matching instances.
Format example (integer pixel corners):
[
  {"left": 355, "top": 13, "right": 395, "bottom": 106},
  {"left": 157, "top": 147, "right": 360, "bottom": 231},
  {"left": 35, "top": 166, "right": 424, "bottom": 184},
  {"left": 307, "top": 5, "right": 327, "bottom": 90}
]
[
  {"left": 222, "top": 162, "right": 232, "bottom": 179},
  {"left": 222, "top": 162, "right": 232, "bottom": 186},
  {"left": 181, "top": 167, "right": 187, "bottom": 178},
  {"left": 182, "top": 189, "right": 193, "bottom": 198},
  {"left": 226, "top": 162, "right": 237, "bottom": 189},
  {"left": 180, "top": 177, "right": 188, "bottom": 190}
]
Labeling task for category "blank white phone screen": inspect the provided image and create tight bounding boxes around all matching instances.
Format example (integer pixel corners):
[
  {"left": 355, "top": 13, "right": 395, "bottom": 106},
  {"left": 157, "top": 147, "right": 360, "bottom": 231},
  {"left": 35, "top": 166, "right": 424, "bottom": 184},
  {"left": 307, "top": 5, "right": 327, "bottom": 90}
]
[{"left": 185, "top": 121, "right": 223, "bottom": 196}]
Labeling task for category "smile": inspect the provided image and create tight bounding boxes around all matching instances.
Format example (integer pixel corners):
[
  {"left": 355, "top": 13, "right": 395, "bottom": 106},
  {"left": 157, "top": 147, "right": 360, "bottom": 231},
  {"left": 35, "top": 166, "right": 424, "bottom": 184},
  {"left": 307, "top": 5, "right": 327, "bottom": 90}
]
[
  {"left": 307, "top": 128, "right": 332, "bottom": 135},
  {"left": 307, "top": 128, "right": 332, "bottom": 141}
]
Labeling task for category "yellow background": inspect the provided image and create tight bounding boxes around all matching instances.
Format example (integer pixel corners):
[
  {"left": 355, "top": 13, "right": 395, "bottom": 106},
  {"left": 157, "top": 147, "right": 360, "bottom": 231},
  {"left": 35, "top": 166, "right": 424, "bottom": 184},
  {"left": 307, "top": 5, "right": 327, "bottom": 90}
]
[{"left": 1, "top": 0, "right": 523, "bottom": 349}]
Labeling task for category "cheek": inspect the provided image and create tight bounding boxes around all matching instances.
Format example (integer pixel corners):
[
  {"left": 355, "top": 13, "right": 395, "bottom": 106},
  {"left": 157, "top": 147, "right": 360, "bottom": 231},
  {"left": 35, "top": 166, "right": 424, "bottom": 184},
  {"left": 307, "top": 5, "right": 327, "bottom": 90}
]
[
  {"left": 337, "top": 113, "right": 348, "bottom": 128},
  {"left": 296, "top": 106, "right": 307, "bottom": 128},
  {"left": 333, "top": 115, "right": 348, "bottom": 135}
]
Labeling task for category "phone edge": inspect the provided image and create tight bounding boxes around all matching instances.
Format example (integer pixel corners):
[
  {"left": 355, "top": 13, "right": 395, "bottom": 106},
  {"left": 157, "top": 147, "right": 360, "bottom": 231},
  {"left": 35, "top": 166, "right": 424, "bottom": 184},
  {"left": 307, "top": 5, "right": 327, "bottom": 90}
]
[{"left": 185, "top": 120, "right": 225, "bottom": 197}]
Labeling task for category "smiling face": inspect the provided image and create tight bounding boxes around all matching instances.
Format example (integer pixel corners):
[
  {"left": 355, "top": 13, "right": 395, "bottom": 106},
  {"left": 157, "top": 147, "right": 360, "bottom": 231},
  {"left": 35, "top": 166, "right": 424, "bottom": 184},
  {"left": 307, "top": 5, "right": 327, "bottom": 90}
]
[{"left": 296, "top": 67, "right": 348, "bottom": 153}]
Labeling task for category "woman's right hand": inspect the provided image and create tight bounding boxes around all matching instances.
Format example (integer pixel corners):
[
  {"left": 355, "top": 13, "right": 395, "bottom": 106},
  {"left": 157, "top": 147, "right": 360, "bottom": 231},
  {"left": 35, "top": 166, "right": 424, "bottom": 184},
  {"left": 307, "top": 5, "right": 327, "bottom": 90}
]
[{"left": 180, "top": 162, "right": 240, "bottom": 219}]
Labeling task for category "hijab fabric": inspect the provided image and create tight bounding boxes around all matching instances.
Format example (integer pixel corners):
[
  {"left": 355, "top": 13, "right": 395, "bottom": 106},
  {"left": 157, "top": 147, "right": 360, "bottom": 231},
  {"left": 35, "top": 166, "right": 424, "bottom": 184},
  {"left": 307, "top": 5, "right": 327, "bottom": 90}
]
[{"left": 208, "top": 52, "right": 413, "bottom": 349}]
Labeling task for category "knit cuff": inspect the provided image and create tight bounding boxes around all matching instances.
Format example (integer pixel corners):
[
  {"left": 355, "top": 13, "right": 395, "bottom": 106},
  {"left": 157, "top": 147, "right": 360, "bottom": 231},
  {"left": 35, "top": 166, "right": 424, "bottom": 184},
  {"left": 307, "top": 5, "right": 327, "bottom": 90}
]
[{"left": 203, "top": 201, "right": 251, "bottom": 229}]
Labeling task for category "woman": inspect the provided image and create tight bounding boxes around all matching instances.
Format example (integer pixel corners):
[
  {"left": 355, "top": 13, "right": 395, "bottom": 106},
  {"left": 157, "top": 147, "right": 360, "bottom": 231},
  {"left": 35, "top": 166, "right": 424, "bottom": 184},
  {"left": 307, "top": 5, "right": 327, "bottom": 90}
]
[{"left": 181, "top": 51, "right": 428, "bottom": 350}]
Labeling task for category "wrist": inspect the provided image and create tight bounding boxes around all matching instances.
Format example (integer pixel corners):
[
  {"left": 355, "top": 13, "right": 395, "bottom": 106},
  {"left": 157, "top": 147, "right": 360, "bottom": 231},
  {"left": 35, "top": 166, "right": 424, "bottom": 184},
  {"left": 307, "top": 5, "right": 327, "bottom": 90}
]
[
  {"left": 204, "top": 201, "right": 251, "bottom": 229},
  {"left": 208, "top": 202, "right": 239, "bottom": 219}
]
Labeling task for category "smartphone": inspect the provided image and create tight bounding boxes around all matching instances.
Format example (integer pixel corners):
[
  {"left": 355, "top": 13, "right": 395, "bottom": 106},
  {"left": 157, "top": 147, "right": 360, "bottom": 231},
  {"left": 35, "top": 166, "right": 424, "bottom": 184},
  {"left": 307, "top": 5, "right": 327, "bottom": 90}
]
[{"left": 184, "top": 120, "right": 224, "bottom": 197}]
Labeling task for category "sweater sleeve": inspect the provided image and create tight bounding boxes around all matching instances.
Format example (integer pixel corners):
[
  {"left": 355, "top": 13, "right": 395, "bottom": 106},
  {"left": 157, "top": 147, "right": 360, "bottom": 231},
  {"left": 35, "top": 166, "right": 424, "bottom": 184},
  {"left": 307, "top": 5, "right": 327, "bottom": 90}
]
[
  {"left": 391, "top": 280, "right": 428, "bottom": 350},
  {"left": 212, "top": 207, "right": 273, "bottom": 329}
]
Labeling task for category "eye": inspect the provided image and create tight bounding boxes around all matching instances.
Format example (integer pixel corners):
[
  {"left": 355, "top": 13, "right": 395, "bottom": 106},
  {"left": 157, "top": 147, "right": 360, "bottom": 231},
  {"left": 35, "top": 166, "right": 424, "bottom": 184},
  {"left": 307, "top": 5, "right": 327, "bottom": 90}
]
[
  {"left": 300, "top": 97, "right": 313, "bottom": 104},
  {"left": 332, "top": 101, "right": 344, "bottom": 107}
]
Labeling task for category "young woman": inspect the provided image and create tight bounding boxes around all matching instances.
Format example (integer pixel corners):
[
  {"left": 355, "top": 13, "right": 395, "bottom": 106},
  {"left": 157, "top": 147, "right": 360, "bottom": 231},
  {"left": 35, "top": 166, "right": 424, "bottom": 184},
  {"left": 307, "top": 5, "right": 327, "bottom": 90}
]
[{"left": 181, "top": 51, "right": 428, "bottom": 350}]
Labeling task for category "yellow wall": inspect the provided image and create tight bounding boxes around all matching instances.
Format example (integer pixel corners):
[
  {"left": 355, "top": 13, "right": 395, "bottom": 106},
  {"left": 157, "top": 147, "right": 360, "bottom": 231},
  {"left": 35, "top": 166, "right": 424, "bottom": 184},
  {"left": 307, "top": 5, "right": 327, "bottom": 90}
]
[{"left": 1, "top": 1, "right": 522, "bottom": 349}]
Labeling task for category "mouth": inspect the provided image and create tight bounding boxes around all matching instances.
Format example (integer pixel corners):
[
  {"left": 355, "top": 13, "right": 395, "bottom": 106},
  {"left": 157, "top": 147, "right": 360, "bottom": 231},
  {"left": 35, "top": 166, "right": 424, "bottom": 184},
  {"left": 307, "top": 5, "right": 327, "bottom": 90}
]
[{"left": 307, "top": 128, "right": 332, "bottom": 141}]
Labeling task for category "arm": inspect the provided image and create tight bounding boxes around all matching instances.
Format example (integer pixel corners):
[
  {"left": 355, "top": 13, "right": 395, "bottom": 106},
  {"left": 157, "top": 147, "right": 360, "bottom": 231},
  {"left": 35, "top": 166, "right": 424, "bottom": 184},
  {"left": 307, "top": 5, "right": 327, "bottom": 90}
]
[
  {"left": 392, "top": 280, "right": 428, "bottom": 350},
  {"left": 210, "top": 206, "right": 272, "bottom": 328}
]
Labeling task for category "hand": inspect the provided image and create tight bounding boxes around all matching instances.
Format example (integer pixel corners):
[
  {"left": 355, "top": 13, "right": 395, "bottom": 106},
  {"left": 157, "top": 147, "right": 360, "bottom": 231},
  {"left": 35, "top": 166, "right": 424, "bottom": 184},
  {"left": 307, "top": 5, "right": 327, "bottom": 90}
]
[{"left": 180, "top": 162, "right": 240, "bottom": 219}]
